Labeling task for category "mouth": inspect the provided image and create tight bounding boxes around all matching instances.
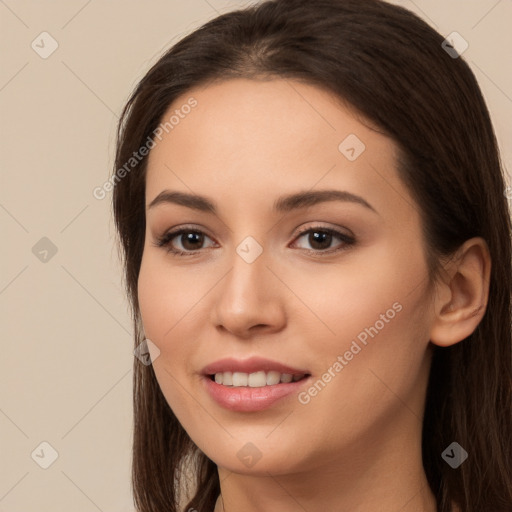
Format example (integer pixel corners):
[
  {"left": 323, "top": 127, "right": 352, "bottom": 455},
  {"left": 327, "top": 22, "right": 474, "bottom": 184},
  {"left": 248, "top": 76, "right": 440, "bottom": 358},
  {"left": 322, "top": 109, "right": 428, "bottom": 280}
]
[{"left": 201, "top": 357, "right": 312, "bottom": 412}]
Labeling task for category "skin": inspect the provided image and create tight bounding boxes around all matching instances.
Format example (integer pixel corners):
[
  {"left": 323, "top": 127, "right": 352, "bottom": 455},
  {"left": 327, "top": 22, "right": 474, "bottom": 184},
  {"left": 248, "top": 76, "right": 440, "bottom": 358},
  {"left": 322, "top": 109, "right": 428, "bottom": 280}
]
[{"left": 137, "top": 78, "right": 490, "bottom": 512}]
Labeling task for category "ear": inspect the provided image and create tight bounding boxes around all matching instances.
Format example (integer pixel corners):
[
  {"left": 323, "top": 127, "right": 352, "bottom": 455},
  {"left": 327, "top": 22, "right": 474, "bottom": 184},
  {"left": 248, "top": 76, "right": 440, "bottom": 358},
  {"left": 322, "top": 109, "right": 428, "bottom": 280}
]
[{"left": 429, "top": 237, "right": 491, "bottom": 347}]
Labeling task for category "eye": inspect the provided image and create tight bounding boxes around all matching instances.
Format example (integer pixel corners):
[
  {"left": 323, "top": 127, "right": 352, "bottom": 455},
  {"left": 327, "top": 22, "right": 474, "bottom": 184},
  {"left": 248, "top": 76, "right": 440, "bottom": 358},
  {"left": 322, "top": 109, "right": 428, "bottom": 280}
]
[
  {"left": 154, "top": 225, "right": 355, "bottom": 257},
  {"left": 155, "top": 228, "right": 216, "bottom": 256},
  {"left": 291, "top": 226, "right": 355, "bottom": 254}
]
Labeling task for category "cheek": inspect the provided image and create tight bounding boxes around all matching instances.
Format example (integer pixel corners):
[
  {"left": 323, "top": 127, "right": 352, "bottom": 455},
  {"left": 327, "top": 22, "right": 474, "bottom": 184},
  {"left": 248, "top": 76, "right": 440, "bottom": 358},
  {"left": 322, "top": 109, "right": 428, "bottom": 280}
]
[
  {"left": 290, "top": 296, "right": 431, "bottom": 466},
  {"left": 295, "top": 248, "right": 419, "bottom": 353},
  {"left": 137, "top": 251, "right": 199, "bottom": 343},
  {"left": 316, "top": 282, "right": 432, "bottom": 425},
  {"left": 137, "top": 251, "right": 213, "bottom": 382},
  {"left": 137, "top": 255, "right": 197, "bottom": 415},
  {"left": 137, "top": 253, "right": 189, "bottom": 373},
  {"left": 300, "top": 244, "right": 432, "bottom": 402}
]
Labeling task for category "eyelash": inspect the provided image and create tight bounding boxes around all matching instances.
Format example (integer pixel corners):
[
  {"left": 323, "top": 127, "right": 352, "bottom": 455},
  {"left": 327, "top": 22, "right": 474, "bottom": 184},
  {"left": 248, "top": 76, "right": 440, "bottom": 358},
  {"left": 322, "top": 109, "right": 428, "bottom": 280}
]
[{"left": 154, "top": 225, "right": 356, "bottom": 257}]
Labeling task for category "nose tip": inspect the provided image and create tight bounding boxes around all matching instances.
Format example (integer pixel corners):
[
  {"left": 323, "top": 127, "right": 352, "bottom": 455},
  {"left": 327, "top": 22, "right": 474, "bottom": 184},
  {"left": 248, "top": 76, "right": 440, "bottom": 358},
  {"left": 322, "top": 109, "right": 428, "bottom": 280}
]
[{"left": 210, "top": 246, "right": 286, "bottom": 338}]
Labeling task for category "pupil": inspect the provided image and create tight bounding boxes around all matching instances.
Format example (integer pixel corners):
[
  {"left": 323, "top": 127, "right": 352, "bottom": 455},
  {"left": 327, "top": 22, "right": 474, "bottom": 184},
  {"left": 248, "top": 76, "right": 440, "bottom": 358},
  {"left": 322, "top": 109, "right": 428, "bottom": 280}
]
[
  {"left": 310, "top": 231, "right": 331, "bottom": 250},
  {"left": 182, "top": 232, "right": 203, "bottom": 250}
]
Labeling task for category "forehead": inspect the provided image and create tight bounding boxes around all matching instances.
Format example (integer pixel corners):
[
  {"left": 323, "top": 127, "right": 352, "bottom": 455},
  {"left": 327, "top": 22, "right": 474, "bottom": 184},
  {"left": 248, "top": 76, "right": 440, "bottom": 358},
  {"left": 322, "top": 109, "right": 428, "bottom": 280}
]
[{"left": 144, "top": 78, "right": 411, "bottom": 218}]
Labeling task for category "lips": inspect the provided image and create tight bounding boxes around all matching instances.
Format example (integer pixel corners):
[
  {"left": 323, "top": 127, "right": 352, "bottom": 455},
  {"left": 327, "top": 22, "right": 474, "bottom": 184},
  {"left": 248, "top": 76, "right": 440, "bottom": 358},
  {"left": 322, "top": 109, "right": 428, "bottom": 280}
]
[{"left": 201, "top": 357, "right": 311, "bottom": 412}]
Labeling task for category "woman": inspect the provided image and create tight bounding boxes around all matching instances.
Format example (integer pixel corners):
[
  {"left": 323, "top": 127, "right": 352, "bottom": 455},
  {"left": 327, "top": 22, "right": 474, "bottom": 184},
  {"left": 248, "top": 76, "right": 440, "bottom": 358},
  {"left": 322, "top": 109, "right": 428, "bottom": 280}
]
[{"left": 112, "top": 0, "right": 512, "bottom": 510}]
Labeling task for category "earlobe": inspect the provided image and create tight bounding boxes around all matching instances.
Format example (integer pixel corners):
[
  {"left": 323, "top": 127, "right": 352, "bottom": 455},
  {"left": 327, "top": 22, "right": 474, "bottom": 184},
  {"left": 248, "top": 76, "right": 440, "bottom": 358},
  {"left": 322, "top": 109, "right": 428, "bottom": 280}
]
[{"left": 429, "top": 237, "right": 491, "bottom": 348}]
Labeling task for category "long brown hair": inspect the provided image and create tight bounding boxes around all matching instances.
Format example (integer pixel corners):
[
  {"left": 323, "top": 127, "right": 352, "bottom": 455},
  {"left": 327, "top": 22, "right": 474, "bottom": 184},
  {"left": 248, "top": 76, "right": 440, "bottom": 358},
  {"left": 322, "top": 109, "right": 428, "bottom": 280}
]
[{"left": 111, "top": 1, "right": 512, "bottom": 510}]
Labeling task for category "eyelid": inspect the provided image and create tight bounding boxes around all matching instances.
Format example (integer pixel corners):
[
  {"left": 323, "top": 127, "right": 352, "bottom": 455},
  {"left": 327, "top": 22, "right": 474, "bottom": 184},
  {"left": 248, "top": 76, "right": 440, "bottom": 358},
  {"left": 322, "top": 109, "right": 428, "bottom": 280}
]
[
  {"left": 156, "top": 224, "right": 215, "bottom": 241},
  {"left": 291, "top": 222, "right": 354, "bottom": 240}
]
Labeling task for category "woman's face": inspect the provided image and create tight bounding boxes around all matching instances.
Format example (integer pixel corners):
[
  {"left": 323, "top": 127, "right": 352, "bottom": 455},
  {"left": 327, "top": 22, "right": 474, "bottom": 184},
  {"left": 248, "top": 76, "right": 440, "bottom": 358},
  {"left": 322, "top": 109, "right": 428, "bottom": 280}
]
[{"left": 138, "top": 78, "right": 436, "bottom": 475}]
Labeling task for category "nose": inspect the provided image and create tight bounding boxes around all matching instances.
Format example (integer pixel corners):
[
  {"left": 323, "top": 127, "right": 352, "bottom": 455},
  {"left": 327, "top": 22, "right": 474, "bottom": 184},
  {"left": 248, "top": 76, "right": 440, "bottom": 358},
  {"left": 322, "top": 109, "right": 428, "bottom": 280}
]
[{"left": 210, "top": 245, "right": 287, "bottom": 339}]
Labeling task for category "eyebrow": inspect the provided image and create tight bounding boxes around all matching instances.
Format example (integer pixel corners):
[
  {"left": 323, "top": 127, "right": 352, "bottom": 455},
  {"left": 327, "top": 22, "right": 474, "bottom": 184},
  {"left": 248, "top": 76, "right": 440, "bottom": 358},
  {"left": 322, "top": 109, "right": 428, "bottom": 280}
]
[{"left": 148, "top": 189, "right": 378, "bottom": 215}]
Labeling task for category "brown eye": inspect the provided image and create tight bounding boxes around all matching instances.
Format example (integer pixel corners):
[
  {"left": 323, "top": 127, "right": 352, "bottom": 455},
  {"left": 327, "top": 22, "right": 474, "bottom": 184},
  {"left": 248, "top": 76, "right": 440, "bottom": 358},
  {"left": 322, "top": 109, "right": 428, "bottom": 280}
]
[
  {"left": 292, "top": 227, "right": 355, "bottom": 254},
  {"left": 307, "top": 230, "right": 333, "bottom": 250},
  {"left": 156, "top": 229, "right": 216, "bottom": 256},
  {"left": 178, "top": 231, "right": 205, "bottom": 251}
]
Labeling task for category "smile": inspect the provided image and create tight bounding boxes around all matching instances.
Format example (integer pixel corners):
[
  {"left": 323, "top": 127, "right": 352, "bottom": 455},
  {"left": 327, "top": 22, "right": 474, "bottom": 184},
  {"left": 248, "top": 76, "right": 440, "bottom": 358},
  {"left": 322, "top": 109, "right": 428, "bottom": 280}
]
[{"left": 201, "top": 357, "right": 311, "bottom": 412}]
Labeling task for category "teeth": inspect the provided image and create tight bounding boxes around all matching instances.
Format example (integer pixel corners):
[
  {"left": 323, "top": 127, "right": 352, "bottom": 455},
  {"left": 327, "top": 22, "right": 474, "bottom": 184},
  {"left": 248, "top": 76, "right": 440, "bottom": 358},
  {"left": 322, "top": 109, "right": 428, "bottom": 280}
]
[
  {"left": 232, "top": 372, "right": 248, "bottom": 387},
  {"left": 248, "top": 371, "right": 266, "bottom": 387},
  {"left": 266, "top": 371, "right": 281, "bottom": 386},
  {"left": 213, "top": 371, "right": 306, "bottom": 387}
]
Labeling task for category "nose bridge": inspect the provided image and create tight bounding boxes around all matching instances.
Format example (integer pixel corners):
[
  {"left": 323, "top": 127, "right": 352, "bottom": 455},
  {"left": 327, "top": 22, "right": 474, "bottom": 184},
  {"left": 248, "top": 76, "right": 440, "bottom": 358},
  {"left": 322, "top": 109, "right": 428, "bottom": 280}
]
[
  {"left": 211, "top": 235, "right": 285, "bottom": 335},
  {"left": 223, "top": 237, "right": 270, "bottom": 307}
]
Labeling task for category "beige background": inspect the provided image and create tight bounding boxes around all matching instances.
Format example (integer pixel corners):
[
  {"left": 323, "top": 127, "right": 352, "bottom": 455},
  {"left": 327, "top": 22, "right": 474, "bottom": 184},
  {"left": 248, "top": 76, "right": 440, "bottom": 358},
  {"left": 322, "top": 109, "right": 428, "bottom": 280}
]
[{"left": 1, "top": 1, "right": 511, "bottom": 511}]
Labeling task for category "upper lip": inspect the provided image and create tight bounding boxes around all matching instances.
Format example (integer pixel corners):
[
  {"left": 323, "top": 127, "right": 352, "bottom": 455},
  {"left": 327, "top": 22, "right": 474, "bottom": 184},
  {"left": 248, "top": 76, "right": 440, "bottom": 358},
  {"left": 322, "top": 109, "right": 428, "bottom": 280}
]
[{"left": 202, "top": 357, "right": 309, "bottom": 376}]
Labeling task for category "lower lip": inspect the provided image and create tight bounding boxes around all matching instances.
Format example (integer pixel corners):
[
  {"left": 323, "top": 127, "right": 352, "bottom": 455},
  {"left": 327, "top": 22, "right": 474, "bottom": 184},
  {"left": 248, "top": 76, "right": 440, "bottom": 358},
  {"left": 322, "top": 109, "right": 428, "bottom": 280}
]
[{"left": 202, "top": 376, "right": 310, "bottom": 412}]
